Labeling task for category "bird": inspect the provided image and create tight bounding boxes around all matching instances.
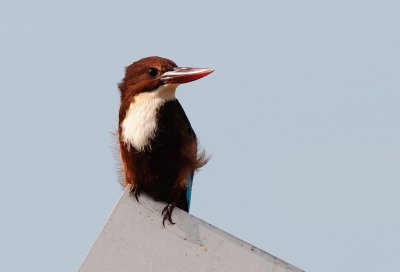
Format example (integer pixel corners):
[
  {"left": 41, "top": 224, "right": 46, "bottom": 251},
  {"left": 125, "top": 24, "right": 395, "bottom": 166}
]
[{"left": 117, "top": 56, "right": 213, "bottom": 225}]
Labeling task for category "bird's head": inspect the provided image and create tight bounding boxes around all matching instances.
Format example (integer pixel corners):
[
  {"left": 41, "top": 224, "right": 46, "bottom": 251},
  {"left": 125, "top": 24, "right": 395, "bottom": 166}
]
[{"left": 118, "top": 56, "right": 213, "bottom": 101}]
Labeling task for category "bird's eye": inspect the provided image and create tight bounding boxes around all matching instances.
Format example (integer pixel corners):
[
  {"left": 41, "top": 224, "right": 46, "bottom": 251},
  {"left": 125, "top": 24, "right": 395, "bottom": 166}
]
[{"left": 147, "top": 68, "right": 158, "bottom": 77}]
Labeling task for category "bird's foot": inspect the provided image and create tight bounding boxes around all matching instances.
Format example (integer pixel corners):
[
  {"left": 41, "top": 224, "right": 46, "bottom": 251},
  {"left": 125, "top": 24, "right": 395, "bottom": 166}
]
[
  {"left": 130, "top": 185, "right": 141, "bottom": 202},
  {"left": 162, "top": 203, "right": 176, "bottom": 226}
]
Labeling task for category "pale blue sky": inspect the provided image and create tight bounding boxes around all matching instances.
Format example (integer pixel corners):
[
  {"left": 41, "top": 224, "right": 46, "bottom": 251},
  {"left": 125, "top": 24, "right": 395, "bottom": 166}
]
[{"left": 1, "top": 1, "right": 399, "bottom": 271}]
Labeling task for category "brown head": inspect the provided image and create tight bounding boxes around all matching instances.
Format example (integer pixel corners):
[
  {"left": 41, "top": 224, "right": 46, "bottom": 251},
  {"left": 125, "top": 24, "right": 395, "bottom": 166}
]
[{"left": 118, "top": 56, "right": 214, "bottom": 102}]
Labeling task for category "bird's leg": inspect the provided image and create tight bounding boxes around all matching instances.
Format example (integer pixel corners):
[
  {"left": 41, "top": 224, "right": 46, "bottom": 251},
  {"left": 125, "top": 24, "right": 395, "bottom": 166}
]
[
  {"left": 162, "top": 203, "right": 176, "bottom": 226},
  {"left": 130, "top": 184, "right": 142, "bottom": 202}
]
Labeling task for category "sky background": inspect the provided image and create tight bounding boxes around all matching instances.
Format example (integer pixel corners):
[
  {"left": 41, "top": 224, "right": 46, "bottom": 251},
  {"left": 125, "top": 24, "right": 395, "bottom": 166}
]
[{"left": 1, "top": 1, "right": 399, "bottom": 271}]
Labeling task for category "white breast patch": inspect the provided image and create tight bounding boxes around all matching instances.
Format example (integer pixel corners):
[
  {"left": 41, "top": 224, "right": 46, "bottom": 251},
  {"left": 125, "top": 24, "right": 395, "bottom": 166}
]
[{"left": 121, "top": 84, "right": 178, "bottom": 151}]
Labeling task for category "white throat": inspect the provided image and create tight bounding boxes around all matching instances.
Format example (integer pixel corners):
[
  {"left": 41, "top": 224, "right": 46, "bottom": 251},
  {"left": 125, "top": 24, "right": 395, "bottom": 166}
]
[{"left": 121, "top": 84, "right": 178, "bottom": 151}]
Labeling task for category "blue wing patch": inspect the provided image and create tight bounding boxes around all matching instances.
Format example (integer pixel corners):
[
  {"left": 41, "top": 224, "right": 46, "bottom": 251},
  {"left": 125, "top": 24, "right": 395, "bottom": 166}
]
[{"left": 186, "top": 172, "right": 194, "bottom": 211}]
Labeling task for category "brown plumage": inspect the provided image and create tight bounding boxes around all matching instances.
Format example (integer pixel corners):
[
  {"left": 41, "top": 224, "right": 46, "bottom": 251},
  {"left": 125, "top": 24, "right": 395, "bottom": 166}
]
[{"left": 117, "top": 56, "right": 212, "bottom": 225}]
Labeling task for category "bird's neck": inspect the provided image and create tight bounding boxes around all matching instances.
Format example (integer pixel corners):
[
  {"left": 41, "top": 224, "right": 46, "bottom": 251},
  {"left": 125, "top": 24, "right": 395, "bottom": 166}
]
[{"left": 120, "top": 84, "right": 178, "bottom": 151}]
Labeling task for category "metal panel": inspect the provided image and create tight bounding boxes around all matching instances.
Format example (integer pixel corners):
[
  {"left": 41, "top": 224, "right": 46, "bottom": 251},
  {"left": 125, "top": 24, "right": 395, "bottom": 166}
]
[{"left": 79, "top": 188, "right": 303, "bottom": 272}]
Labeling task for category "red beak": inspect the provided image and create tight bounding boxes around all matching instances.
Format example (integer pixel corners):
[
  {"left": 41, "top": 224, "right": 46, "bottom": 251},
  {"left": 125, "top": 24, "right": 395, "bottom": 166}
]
[{"left": 160, "top": 67, "right": 214, "bottom": 84}]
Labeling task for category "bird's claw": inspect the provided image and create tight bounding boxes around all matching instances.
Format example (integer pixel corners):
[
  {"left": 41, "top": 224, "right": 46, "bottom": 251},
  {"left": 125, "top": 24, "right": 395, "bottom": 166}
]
[
  {"left": 162, "top": 204, "right": 176, "bottom": 226},
  {"left": 130, "top": 185, "right": 141, "bottom": 202}
]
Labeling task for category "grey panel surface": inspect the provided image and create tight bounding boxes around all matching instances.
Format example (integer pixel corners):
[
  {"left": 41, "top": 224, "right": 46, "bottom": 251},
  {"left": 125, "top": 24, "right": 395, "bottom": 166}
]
[{"left": 79, "top": 188, "right": 304, "bottom": 272}]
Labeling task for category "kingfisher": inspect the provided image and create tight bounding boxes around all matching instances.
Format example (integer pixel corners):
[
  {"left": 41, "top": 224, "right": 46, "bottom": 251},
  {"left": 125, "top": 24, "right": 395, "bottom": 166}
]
[{"left": 118, "top": 56, "right": 213, "bottom": 225}]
